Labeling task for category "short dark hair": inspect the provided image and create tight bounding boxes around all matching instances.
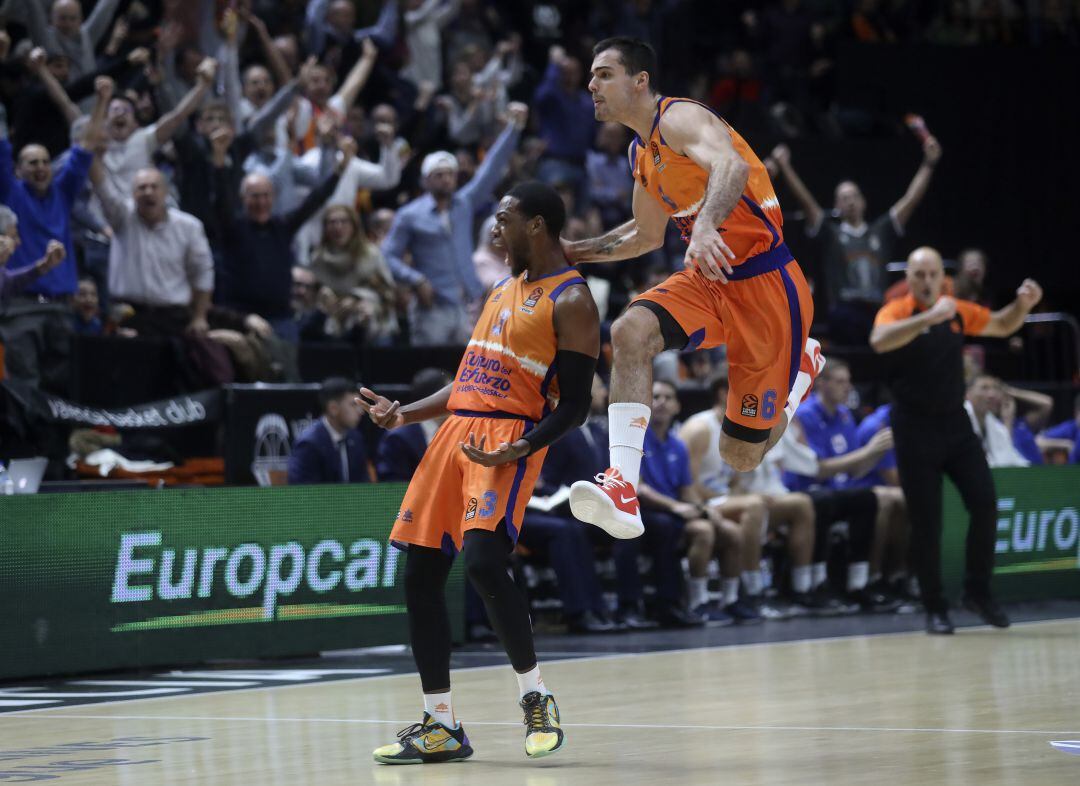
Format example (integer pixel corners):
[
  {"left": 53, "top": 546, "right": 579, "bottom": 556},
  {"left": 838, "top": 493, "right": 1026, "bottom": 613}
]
[
  {"left": 653, "top": 377, "right": 679, "bottom": 396},
  {"left": 592, "top": 37, "right": 658, "bottom": 91},
  {"left": 319, "top": 377, "right": 355, "bottom": 411},
  {"left": 506, "top": 180, "right": 566, "bottom": 238},
  {"left": 411, "top": 367, "right": 451, "bottom": 402},
  {"left": 821, "top": 358, "right": 850, "bottom": 380}
]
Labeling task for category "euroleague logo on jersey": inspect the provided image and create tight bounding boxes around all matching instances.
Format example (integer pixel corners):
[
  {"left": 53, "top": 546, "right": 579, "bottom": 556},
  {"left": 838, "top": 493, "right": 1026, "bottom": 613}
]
[
  {"left": 520, "top": 286, "right": 544, "bottom": 313},
  {"left": 741, "top": 394, "right": 759, "bottom": 418}
]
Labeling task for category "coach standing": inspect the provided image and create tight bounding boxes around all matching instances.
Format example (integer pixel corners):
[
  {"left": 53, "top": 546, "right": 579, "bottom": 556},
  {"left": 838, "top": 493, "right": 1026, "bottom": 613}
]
[{"left": 870, "top": 247, "right": 1042, "bottom": 635}]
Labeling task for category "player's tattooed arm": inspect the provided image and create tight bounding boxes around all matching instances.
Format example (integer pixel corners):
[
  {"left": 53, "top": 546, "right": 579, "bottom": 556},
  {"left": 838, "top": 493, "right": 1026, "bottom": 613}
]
[{"left": 562, "top": 179, "right": 668, "bottom": 264}]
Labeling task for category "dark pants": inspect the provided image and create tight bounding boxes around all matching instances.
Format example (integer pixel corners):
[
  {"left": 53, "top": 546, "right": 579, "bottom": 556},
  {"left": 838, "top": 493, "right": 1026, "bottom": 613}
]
[
  {"left": 614, "top": 510, "right": 684, "bottom": 608},
  {"left": 893, "top": 408, "right": 997, "bottom": 612},
  {"left": 0, "top": 300, "right": 72, "bottom": 394},
  {"left": 808, "top": 487, "right": 878, "bottom": 563},
  {"left": 519, "top": 511, "right": 605, "bottom": 617}
]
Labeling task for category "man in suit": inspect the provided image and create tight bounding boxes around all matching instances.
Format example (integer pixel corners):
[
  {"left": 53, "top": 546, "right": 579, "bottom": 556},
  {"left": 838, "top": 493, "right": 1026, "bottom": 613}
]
[
  {"left": 288, "top": 377, "right": 371, "bottom": 484},
  {"left": 375, "top": 368, "right": 452, "bottom": 481}
]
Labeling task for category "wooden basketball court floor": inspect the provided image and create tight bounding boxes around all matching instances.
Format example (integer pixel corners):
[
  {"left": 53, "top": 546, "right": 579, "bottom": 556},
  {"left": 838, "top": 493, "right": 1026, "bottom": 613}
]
[{"left": 3, "top": 618, "right": 1079, "bottom": 785}]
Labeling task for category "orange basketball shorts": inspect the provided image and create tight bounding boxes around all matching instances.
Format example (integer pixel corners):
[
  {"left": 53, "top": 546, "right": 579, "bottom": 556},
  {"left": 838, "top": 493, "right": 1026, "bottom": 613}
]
[
  {"left": 632, "top": 251, "right": 813, "bottom": 432},
  {"left": 389, "top": 413, "right": 547, "bottom": 554}
]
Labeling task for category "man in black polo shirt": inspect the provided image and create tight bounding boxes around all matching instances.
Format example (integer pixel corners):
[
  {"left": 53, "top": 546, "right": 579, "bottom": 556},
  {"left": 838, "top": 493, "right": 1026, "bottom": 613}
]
[{"left": 870, "top": 247, "right": 1042, "bottom": 634}]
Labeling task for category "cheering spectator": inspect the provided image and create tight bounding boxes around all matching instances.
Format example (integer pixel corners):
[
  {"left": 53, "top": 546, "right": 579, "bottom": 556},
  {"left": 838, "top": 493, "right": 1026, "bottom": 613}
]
[
  {"left": 953, "top": 248, "right": 990, "bottom": 306},
  {"left": 91, "top": 160, "right": 214, "bottom": 338},
  {"left": 381, "top": 103, "right": 527, "bottom": 345},
  {"left": 0, "top": 234, "right": 65, "bottom": 304},
  {"left": 533, "top": 45, "right": 596, "bottom": 208},
  {"left": 400, "top": 0, "right": 462, "bottom": 89},
  {"left": 997, "top": 382, "right": 1053, "bottom": 465},
  {"left": 309, "top": 204, "right": 399, "bottom": 344},
  {"left": 288, "top": 377, "right": 372, "bottom": 485},
  {"left": 771, "top": 137, "right": 942, "bottom": 344},
  {"left": 212, "top": 128, "right": 354, "bottom": 340},
  {"left": 9, "top": 0, "right": 123, "bottom": 79},
  {"left": 293, "top": 37, "right": 379, "bottom": 153}
]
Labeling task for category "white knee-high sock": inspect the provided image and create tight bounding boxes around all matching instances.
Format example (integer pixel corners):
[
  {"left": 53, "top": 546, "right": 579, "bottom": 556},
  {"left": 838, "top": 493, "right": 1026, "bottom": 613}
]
[{"left": 608, "top": 402, "right": 650, "bottom": 488}]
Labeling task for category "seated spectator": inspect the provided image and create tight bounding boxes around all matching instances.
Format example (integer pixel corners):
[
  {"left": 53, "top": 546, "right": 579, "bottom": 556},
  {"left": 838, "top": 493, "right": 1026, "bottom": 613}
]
[
  {"left": 614, "top": 379, "right": 722, "bottom": 629},
  {"left": 784, "top": 360, "right": 905, "bottom": 611},
  {"left": 212, "top": 130, "right": 354, "bottom": 340},
  {"left": 965, "top": 374, "right": 1031, "bottom": 468},
  {"left": 287, "top": 377, "right": 372, "bottom": 485},
  {"left": 70, "top": 276, "right": 103, "bottom": 335},
  {"left": 997, "top": 381, "right": 1053, "bottom": 465},
  {"left": 683, "top": 375, "right": 819, "bottom": 620},
  {"left": 376, "top": 367, "right": 452, "bottom": 481},
  {"left": 1036, "top": 393, "right": 1080, "bottom": 464}
]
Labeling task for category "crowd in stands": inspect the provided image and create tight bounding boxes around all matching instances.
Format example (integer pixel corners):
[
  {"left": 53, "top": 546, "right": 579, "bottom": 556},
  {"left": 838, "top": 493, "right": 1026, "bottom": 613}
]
[{"left": 0, "top": 0, "right": 1077, "bottom": 634}]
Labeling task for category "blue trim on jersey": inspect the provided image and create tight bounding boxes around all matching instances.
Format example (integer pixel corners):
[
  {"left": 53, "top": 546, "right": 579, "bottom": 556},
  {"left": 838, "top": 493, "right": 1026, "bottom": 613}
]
[
  {"left": 492, "top": 276, "right": 512, "bottom": 290},
  {"left": 548, "top": 276, "right": 586, "bottom": 301},
  {"left": 628, "top": 138, "right": 640, "bottom": 173},
  {"left": 739, "top": 195, "right": 781, "bottom": 250},
  {"left": 726, "top": 242, "right": 794, "bottom": 281},
  {"left": 778, "top": 265, "right": 803, "bottom": 393},
  {"left": 539, "top": 357, "right": 559, "bottom": 419},
  {"left": 529, "top": 266, "right": 575, "bottom": 282},
  {"left": 504, "top": 420, "right": 535, "bottom": 543}
]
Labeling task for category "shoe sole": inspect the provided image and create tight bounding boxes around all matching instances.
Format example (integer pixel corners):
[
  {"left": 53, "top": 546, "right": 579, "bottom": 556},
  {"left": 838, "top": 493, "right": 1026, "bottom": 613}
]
[
  {"left": 526, "top": 738, "right": 566, "bottom": 759},
  {"left": 569, "top": 482, "right": 644, "bottom": 539},
  {"left": 373, "top": 750, "right": 474, "bottom": 765}
]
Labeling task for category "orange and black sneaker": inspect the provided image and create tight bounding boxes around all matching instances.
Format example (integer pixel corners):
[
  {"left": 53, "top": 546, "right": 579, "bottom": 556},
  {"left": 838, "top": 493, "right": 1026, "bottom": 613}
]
[
  {"left": 569, "top": 468, "right": 644, "bottom": 539},
  {"left": 521, "top": 691, "right": 565, "bottom": 759},
  {"left": 372, "top": 713, "right": 473, "bottom": 765}
]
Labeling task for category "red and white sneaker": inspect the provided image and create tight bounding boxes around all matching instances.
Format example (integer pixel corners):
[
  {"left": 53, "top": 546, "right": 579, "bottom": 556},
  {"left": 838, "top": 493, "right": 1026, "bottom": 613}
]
[
  {"left": 785, "top": 337, "right": 827, "bottom": 419},
  {"left": 569, "top": 468, "right": 644, "bottom": 539}
]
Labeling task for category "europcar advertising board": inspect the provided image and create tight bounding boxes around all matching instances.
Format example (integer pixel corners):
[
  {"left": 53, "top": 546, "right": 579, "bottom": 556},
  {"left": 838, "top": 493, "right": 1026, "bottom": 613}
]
[{"left": 2, "top": 485, "right": 463, "bottom": 680}]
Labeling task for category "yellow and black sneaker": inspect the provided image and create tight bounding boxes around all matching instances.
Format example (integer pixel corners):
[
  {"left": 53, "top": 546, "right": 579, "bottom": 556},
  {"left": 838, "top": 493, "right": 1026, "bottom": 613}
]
[
  {"left": 372, "top": 713, "right": 473, "bottom": 765},
  {"left": 521, "top": 691, "right": 564, "bottom": 759}
]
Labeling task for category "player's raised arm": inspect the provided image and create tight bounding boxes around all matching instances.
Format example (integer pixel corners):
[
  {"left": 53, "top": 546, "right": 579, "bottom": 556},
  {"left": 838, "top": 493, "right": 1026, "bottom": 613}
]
[
  {"left": 660, "top": 102, "right": 746, "bottom": 282},
  {"left": 562, "top": 178, "right": 668, "bottom": 264},
  {"left": 357, "top": 383, "right": 453, "bottom": 429}
]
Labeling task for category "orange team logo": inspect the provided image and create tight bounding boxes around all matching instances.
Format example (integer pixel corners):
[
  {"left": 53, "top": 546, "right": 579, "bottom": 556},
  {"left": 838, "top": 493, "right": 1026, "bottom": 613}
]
[
  {"left": 435, "top": 703, "right": 449, "bottom": 712},
  {"left": 630, "top": 416, "right": 649, "bottom": 429}
]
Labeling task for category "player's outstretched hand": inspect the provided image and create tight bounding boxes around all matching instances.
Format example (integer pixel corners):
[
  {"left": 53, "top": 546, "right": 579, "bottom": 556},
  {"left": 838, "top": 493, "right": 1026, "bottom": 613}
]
[
  {"left": 685, "top": 224, "right": 735, "bottom": 283},
  {"left": 356, "top": 387, "right": 403, "bottom": 429},
  {"left": 460, "top": 432, "right": 528, "bottom": 467}
]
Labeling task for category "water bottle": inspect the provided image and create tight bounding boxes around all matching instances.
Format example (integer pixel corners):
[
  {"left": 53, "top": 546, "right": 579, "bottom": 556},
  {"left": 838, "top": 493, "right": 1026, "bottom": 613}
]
[{"left": 0, "top": 463, "right": 13, "bottom": 496}]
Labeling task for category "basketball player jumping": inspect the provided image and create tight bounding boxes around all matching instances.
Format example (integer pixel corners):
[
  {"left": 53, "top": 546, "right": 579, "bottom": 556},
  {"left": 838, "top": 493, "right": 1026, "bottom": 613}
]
[
  {"left": 567, "top": 37, "right": 825, "bottom": 539},
  {"left": 358, "top": 182, "right": 599, "bottom": 764}
]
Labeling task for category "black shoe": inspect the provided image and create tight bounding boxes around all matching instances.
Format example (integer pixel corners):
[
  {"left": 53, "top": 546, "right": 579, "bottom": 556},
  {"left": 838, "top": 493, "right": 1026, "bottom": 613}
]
[
  {"left": 848, "top": 585, "right": 902, "bottom": 614},
  {"left": 723, "top": 599, "right": 763, "bottom": 625},
  {"left": 654, "top": 603, "right": 706, "bottom": 628},
  {"left": 614, "top": 607, "right": 659, "bottom": 630},
  {"left": 926, "top": 609, "right": 955, "bottom": 635},
  {"left": 888, "top": 576, "right": 921, "bottom": 614},
  {"left": 467, "top": 623, "right": 498, "bottom": 642},
  {"left": 566, "top": 609, "right": 619, "bottom": 634},
  {"left": 962, "top": 594, "right": 1011, "bottom": 628},
  {"left": 791, "top": 587, "right": 857, "bottom": 617}
]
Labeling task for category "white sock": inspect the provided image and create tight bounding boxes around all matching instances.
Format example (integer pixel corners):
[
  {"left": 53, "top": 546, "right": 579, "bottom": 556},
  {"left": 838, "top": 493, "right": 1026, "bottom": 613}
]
[
  {"left": 847, "top": 562, "right": 869, "bottom": 592},
  {"left": 792, "top": 565, "right": 812, "bottom": 594},
  {"left": 741, "top": 569, "right": 763, "bottom": 597},
  {"left": 688, "top": 577, "right": 709, "bottom": 609},
  {"left": 515, "top": 664, "right": 549, "bottom": 699},
  {"left": 722, "top": 577, "right": 740, "bottom": 607},
  {"left": 811, "top": 562, "right": 827, "bottom": 589},
  {"left": 608, "top": 402, "right": 650, "bottom": 488},
  {"left": 423, "top": 690, "right": 456, "bottom": 728},
  {"left": 784, "top": 370, "right": 813, "bottom": 421}
]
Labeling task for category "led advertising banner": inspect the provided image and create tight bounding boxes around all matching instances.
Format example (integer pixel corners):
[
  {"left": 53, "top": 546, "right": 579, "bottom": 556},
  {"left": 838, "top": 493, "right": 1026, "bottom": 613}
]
[
  {"left": 2, "top": 484, "right": 463, "bottom": 680},
  {"left": 942, "top": 466, "right": 1080, "bottom": 601}
]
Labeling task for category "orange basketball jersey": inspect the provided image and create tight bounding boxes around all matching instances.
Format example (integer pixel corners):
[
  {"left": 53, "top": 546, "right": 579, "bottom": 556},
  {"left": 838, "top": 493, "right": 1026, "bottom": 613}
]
[
  {"left": 630, "top": 96, "right": 784, "bottom": 263},
  {"left": 447, "top": 267, "right": 587, "bottom": 422}
]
